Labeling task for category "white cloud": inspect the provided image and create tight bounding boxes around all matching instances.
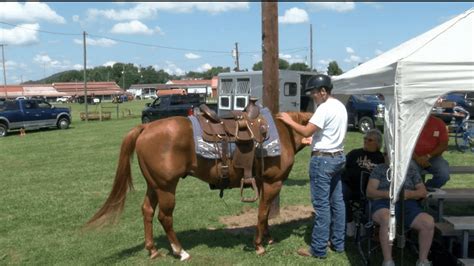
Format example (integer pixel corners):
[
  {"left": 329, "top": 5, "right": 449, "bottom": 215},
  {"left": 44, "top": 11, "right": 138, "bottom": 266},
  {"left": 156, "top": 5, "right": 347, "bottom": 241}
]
[
  {"left": 154, "top": 26, "right": 164, "bottom": 35},
  {"left": 110, "top": 20, "right": 156, "bottom": 35},
  {"left": 0, "top": 2, "right": 65, "bottom": 24},
  {"left": 375, "top": 49, "right": 384, "bottom": 55},
  {"left": 0, "top": 61, "right": 27, "bottom": 71},
  {"left": 72, "top": 64, "right": 83, "bottom": 70},
  {"left": 346, "top": 47, "right": 355, "bottom": 54},
  {"left": 279, "top": 7, "right": 309, "bottom": 24},
  {"left": 74, "top": 37, "right": 117, "bottom": 47},
  {"left": 0, "top": 23, "right": 40, "bottom": 46},
  {"left": 72, "top": 15, "right": 80, "bottom": 22},
  {"left": 307, "top": 2, "right": 355, "bottom": 13},
  {"left": 164, "top": 61, "right": 185, "bottom": 76},
  {"left": 103, "top": 61, "right": 117, "bottom": 67},
  {"left": 279, "top": 53, "right": 292, "bottom": 61},
  {"left": 185, "top": 53, "right": 201, "bottom": 59},
  {"left": 196, "top": 63, "right": 212, "bottom": 72},
  {"left": 318, "top": 59, "right": 331, "bottom": 65},
  {"left": 279, "top": 53, "right": 305, "bottom": 64},
  {"left": 344, "top": 54, "right": 361, "bottom": 63},
  {"left": 87, "top": 2, "right": 249, "bottom": 21},
  {"left": 194, "top": 2, "right": 249, "bottom": 14},
  {"left": 33, "top": 54, "right": 68, "bottom": 70}
]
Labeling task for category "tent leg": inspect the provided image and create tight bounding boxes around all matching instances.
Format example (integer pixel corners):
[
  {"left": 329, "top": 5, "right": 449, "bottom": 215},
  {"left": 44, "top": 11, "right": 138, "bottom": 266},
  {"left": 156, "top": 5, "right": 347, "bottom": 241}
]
[{"left": 398, "top": 187, "right": 406, "bottom": 266}]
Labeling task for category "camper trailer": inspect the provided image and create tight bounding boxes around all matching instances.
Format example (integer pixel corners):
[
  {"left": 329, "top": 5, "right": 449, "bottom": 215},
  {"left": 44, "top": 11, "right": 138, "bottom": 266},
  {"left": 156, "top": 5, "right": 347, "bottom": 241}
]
[{"left": 217, "top": 70, "right": 320, "bottom": 116}]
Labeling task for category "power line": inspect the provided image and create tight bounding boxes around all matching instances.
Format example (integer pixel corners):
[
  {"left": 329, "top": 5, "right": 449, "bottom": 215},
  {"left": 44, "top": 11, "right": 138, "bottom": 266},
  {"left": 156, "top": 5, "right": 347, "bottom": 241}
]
[
  {"left": 0, "top": 21, "right": 308, "bottom": 55},
  {"left": 0, "top": 21, "right": 81, "bottom": 36}
]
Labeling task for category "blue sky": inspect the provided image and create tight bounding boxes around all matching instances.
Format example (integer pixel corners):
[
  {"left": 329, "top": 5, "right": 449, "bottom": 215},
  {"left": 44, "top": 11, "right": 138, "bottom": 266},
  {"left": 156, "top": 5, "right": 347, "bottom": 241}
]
[{"left": 0, "top": 2, "right": 472, "bottom": 84}]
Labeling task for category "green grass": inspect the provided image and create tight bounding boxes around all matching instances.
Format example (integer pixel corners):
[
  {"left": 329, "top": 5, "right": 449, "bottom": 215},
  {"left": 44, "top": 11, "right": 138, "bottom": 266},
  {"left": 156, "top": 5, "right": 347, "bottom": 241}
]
[{"left": 0, "top": 104, "right": 473, "bottom": 265}]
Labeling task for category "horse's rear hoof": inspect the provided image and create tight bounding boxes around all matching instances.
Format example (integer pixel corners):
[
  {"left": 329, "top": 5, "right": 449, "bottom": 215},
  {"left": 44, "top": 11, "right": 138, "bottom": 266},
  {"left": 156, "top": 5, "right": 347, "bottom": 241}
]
[
  {"left": 256, "top": 246, "right": 266, "bottom": 255},
  {"left": 267, "top": 238, "right": 274, "bottom": 245},
  {"left": 150, "top": 249, "right": 163, "bottom": 259}
]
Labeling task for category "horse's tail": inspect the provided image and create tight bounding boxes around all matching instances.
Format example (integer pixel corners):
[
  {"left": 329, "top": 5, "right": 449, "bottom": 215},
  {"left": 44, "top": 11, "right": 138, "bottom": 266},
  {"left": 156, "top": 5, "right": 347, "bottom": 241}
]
[{"left": 85, "top": 125, "right": 146, "bottom": 228}]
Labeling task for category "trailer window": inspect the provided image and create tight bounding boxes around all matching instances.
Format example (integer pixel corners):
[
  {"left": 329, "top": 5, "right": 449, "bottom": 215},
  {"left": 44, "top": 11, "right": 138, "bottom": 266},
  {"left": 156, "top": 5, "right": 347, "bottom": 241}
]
[
  {"left": 234, "top": 96, "right": 248, "bottom": 110},
  {"left": 284, "top": 82, "right": 297, "bottom": 96},
  {"left": 219, "top": 96, "right": 231, "bottom": 110},
  {"left": 236, "top": 78, "right": 250, "bottom": 94},
  {"left": 220, "top": 79, "right": 234, "bottom": 94}
]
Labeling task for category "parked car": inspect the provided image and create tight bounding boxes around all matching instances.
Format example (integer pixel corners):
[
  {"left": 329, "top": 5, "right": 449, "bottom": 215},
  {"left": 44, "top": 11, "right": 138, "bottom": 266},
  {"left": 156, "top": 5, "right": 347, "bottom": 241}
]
[
  {"left": 432, "top": 92, "right": 473, "bottom": 125},
  {"left": 0, "top": 99, "right": 71, "bottom": 137},
  {"left": 141, "top": 93, "right": 213, "bottom": 124},
  {"left": 443, "top": 92, "right": 473, "bottom": 116},
  {"left": 346, "top": 94, "right": 385, "bottom": 133},
  {"left": 56, "top": 96, "right": 71, "bottom": 103}
]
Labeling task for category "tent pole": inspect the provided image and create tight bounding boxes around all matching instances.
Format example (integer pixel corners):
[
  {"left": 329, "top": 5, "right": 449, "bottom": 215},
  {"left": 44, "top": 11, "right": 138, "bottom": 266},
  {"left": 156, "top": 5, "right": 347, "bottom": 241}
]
[{"left": 398, "top": 186, "right": 406, "bottom": 266}]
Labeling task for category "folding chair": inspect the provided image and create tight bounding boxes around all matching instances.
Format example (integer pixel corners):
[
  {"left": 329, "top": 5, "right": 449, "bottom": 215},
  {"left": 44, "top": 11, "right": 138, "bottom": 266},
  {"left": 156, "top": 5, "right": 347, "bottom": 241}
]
[{"left": 353, "top": 171, "right": 379, "bottom": 266}]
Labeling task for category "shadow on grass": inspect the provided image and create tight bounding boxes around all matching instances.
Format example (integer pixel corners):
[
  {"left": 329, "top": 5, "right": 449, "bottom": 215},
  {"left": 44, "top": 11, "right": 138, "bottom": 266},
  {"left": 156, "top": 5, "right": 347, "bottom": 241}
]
[
  {"left": 284, "top": 179, "right": 309, "bottom": 186},
  {"left": 99, "top": 216, "right": 313, "bottom": 263}
]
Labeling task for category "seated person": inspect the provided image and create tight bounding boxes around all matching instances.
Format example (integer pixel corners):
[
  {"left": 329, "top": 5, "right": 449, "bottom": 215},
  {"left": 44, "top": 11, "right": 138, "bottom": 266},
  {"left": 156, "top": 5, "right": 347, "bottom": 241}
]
[
  {"left": 367, "top": 154, "right": 434, "bottom": 266},
  {"left": 412, "top": 114, "right": 450, "bottom": 189},
  {"left": 342, "top": 129, "right": 385, "bottom": 236}
]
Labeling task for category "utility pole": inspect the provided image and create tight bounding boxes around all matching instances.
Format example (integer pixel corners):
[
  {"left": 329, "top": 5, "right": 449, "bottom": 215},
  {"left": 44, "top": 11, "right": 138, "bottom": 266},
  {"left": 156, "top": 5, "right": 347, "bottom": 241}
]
[
  {"left": 310, "top": 24, "right": 313, "bottom": 71},
  {"left": 234, "top": 42, "right": 240, "bottom": 71},
  {"left": 83, "top": 31, "right": 88, "bottom": 122},
  {"left": 1, "top": 44, "right": 7, "bottom": 98},
  {"left": 261, "top": 2, "right": 280, "bottom": 218},
  {"left": 122, "top": 64, "right": 125, "bottom": 89}
]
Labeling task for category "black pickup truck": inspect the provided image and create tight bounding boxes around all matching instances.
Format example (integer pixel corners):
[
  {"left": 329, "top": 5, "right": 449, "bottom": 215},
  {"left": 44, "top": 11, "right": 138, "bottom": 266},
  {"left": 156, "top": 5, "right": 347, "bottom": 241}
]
[{"left": 141, "top": 94, "right": 217, "bottom": 123}]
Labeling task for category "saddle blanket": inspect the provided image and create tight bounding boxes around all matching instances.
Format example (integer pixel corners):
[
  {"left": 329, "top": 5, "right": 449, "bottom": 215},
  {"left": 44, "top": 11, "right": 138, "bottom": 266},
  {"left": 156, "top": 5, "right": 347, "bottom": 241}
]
[{"left": 188, "top": 107, "right": 281, "bottom": 159}]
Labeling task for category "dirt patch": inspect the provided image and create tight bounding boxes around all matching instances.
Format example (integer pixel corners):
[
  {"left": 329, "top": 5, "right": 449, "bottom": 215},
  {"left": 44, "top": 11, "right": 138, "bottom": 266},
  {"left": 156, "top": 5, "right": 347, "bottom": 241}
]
[{"left": 216, "top": 205, "right": 313, "bottom": 235}]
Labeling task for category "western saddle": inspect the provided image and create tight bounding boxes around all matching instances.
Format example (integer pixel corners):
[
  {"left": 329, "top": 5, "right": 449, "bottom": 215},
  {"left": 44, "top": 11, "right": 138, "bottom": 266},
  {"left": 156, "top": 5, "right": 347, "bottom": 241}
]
[{"left": 197, "top": 98, "right": 269, "bottom": 202}]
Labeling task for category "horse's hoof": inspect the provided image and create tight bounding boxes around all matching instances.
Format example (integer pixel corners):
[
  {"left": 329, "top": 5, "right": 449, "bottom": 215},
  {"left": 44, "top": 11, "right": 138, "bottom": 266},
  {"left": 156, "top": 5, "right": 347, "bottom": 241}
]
[
  {"left": 256, "top": 246, "right": 266, "bottom": 255},
  {"left": 150, "top": 249, "right": 163, "bottom": 259},
  {"left": 267, "top": 238, "right": 274, "bottom": 245}
]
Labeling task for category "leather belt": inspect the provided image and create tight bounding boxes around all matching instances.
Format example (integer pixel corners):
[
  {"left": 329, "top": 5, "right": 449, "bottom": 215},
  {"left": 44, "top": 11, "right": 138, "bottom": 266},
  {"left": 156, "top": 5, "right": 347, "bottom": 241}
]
[{"left": 311, "top": 150, "right": 344, "bottom": 157}]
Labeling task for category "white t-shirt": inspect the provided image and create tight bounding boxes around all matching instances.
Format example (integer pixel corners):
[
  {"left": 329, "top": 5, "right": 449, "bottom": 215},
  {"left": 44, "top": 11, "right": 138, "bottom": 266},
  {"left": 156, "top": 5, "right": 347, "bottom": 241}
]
[{"left": 309, "top": 97, "right": 347, "bottom": 152}]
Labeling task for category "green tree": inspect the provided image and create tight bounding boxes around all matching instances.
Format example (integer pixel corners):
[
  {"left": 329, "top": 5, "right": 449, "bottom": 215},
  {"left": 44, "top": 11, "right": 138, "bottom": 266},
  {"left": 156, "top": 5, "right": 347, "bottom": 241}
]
[
  {"left": 252, "top": 59, "right": 290, "bottom": 71},
  {"left": 289, "top": 62, "right": 310, "bottom": 71},
  {"left": 327, "top": 61, "right": 344, "bottom": 76}
]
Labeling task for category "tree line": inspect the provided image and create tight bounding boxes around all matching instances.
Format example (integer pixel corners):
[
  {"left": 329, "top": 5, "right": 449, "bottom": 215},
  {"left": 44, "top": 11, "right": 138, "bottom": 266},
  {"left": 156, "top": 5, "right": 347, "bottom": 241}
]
[{"left": 23, "top": 60, "right": 343, "bottom": 89}]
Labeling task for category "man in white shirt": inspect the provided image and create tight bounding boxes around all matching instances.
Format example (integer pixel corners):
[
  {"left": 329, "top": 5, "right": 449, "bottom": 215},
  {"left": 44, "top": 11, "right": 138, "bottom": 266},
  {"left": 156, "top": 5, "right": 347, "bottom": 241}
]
[{"left": 277, "top": 74, "right": 348, "bottom": 259}]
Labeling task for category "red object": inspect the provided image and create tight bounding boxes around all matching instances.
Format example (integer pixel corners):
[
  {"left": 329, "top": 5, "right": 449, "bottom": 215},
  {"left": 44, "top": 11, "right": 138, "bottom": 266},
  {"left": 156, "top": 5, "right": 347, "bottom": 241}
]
[
  {"left": 187, "top": 107, "right": 194, "bottom": 116},
  {"left": 414, "top": 115, "right": 449, "bottom": 156}
]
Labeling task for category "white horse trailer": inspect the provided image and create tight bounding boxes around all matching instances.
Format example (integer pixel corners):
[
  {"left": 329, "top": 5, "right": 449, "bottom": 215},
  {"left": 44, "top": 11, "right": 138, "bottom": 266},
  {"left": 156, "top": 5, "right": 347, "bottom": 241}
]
[{"left": 217, "top": 70, "right": 320, "bottom": 116}]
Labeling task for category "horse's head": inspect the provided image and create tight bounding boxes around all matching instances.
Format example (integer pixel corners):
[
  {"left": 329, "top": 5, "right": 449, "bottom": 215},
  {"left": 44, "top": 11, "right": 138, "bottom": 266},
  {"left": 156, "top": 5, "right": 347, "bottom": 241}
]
[{"left": 276, "top": 111, "right": 313, "bottom": 152}]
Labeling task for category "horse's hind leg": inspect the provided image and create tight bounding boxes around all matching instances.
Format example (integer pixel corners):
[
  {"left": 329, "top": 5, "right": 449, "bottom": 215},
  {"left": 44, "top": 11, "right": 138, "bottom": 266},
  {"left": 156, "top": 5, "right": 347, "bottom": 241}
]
[
  {"left": 142, "top": 187, "right": 161, "bottom": 259},
  {"left": 156, "top": 187, "right": 190, "bottom": 261}
]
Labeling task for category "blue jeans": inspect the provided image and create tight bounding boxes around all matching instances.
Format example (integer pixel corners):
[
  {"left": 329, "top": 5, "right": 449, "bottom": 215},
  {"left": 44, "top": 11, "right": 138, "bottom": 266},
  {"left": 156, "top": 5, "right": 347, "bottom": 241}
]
[
  {"left": 412, "top": 156, "right": 450, "bottom": 188},
  {"left": 308, "top": 154, "right": 346, "bottom": 257}
]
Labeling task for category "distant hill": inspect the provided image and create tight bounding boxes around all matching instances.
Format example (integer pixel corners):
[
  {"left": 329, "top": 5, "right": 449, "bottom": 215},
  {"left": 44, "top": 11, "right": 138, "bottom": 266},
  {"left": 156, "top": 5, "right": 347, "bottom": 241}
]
[{"left": 23, "top": 70, "right": 83, "bottom": 84}]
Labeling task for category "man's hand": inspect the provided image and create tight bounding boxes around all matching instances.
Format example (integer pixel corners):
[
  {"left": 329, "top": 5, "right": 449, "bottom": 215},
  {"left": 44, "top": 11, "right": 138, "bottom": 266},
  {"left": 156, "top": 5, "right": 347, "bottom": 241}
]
[
  {"left": 275, "top": 112, "right": 293, "bottom": 125},
  {"left": 413, "top": 154, "right": 431, "bottom": 168},
  {"left": 301, "top": 137, "right": 312, "bottom": 145}
]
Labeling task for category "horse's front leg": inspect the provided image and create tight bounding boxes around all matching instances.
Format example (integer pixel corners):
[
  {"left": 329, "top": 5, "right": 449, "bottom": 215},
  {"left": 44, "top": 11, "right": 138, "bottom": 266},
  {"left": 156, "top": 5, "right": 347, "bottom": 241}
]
[
  {"left": 255, "top": 180, "right": 283, "bottom": 255},
  {"left": 142, "top": 187, "right": 160, "bottom": 259},
  {"left": 156, "top": 187, "right": 191, "bottom": 261}
]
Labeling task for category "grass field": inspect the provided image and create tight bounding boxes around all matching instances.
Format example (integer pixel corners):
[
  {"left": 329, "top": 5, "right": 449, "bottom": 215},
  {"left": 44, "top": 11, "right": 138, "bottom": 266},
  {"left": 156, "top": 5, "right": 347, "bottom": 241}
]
[{"left": 1, "top": 101, "right": 473, "bottom": 265}]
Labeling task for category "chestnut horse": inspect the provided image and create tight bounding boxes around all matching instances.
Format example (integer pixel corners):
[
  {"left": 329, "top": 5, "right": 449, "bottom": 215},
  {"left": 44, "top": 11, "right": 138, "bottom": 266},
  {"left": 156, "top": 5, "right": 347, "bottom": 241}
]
[{"left": 86, "top": 112, "right": 312, "bottom": 260}]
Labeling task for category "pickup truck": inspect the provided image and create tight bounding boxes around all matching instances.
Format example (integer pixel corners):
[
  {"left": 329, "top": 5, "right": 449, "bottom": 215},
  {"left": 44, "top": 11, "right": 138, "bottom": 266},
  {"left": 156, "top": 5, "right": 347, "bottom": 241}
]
[
  {"left": 0, "top": 99, "right": 72, "bottom": 137},
  {"left": 141, "top": 93, "right": 216, "bottom": 123},
  {"left": 346, "top": 94, "right": 385, "bottom": 133}
]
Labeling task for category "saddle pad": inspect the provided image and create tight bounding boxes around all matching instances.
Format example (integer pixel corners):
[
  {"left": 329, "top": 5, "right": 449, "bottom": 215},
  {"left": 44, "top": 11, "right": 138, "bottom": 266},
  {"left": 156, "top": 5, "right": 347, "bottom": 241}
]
[{"left": 188, "top": 107, "right": 281, "bottom": 159}]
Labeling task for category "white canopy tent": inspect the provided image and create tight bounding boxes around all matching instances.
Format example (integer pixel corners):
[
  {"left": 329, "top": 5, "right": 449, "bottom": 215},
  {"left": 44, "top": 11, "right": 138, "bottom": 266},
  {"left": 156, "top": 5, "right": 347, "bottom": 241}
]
[{"left": 332, "top": 8, "right": 474, "bottom": 241}]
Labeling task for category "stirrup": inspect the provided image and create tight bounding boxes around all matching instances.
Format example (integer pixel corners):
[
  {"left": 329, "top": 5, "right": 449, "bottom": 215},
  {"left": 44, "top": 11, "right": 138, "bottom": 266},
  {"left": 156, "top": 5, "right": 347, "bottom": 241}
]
[{"left": 240, "top": 177, "right": 259, "bottom": 202}]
